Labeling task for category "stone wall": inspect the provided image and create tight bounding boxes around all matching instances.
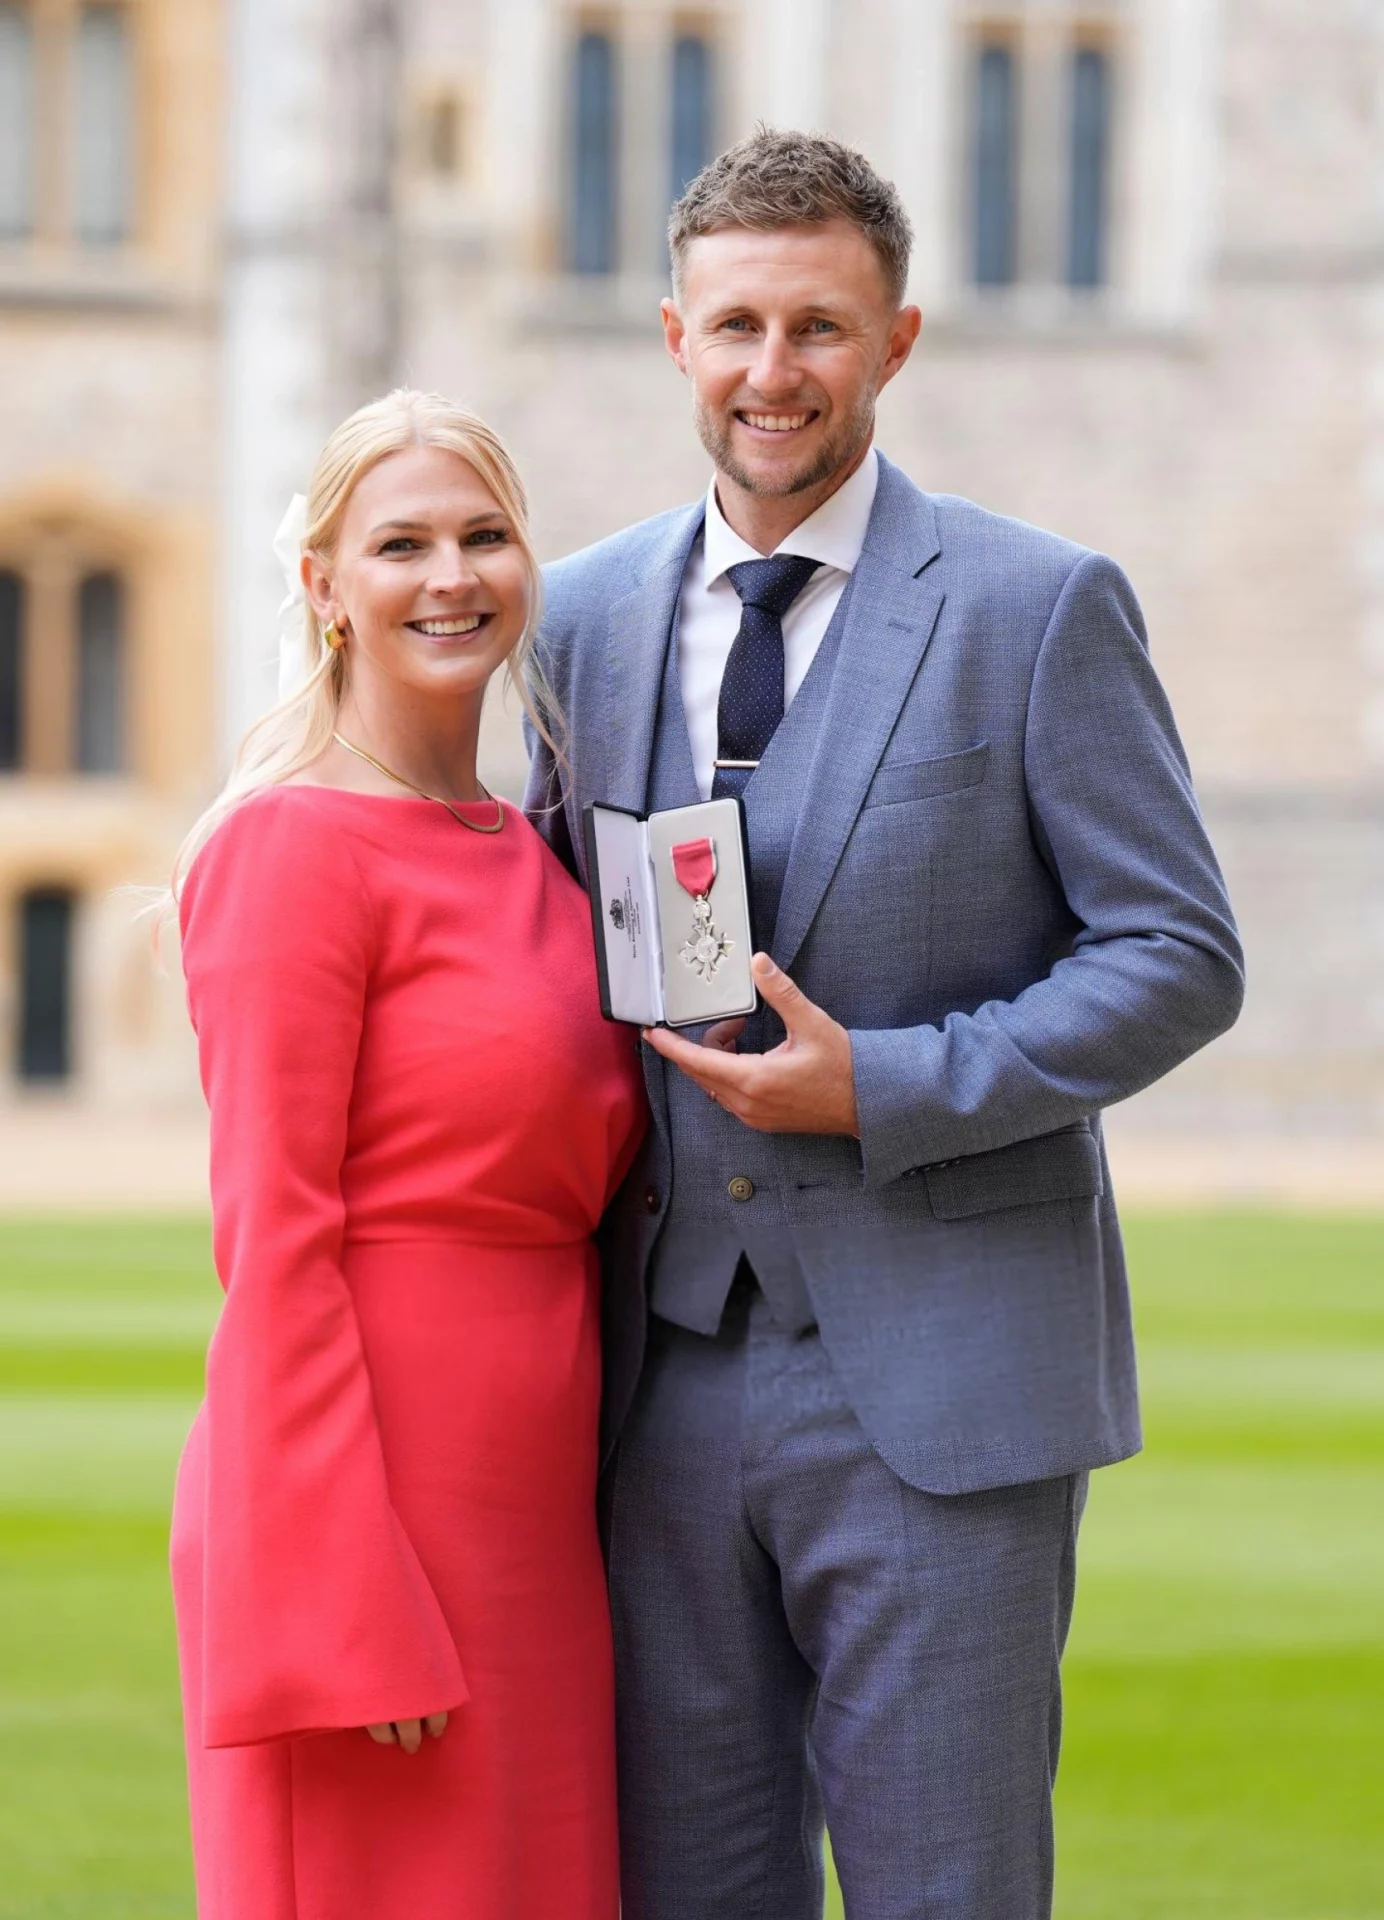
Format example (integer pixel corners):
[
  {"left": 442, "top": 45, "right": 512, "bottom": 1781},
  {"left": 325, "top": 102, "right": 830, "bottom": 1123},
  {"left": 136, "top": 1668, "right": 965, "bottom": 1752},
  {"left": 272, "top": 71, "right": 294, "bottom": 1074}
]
[
  {"left": 2, "top": 0, "right": 1380, "bottom": 1146},
  {"left": 0, "top": 0, "right": 220, "bottom": 1104}
]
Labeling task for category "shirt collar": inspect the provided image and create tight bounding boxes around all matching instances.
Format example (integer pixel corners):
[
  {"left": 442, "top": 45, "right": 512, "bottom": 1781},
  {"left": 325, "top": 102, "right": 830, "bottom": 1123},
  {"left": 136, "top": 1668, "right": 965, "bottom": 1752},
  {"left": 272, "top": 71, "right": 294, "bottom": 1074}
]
[{"left": 701, "top": 444, "right": 880, "bottom": 589}]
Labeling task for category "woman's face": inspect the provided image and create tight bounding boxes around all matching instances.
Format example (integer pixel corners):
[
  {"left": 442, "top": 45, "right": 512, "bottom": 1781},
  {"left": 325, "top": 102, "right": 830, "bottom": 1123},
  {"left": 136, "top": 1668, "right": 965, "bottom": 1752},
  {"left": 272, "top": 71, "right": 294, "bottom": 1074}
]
[{"left": 304, "top": 444, "right": 531, "bottom": 704}]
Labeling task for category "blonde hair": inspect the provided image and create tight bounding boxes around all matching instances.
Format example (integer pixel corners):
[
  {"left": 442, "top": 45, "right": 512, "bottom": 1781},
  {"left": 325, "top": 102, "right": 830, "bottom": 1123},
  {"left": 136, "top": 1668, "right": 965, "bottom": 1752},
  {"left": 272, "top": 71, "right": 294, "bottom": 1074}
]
[{"left": 166, "top": 389, "right": 558, "bottom": 918}]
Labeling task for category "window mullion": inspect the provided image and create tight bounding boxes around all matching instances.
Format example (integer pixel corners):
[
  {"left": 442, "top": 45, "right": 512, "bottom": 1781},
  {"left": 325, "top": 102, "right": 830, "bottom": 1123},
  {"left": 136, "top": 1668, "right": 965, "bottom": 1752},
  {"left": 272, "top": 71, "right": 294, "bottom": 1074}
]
[
  {"left": 671, "top": 29, "right": 716, "bottom": 211},
  {"left": 24, "top": 539, "right": 77, "bottom": 776},
  {"left": 1015, "top": 14, "right": 1073, "bottom": 292},
  {"left": 618, "top": 9, "right": 673, "bottom": 280},
  {"left": 32, "top": 0, "right": 69, "bottom": 243}
]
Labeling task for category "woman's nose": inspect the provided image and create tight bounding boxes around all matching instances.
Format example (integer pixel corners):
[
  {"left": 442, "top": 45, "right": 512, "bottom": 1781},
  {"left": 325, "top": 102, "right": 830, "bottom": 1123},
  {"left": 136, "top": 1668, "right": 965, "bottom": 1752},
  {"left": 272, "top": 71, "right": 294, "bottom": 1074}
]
[{"left": 428, "top": 545, "right": 482, "bottom": 595}]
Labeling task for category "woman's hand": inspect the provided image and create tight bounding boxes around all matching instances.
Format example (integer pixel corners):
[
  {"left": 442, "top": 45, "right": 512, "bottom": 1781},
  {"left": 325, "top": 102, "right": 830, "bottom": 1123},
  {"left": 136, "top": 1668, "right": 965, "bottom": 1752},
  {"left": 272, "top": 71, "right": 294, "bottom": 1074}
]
[{"left": 365, "top": 1711, "right": 449, "bottom": 1755}]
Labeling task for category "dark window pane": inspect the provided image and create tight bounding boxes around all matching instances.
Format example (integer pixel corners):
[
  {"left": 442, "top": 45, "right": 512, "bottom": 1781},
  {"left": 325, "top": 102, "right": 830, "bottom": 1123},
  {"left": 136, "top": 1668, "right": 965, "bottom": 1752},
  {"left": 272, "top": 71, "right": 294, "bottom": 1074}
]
[
  {"left": 973, "top": 44, "right": 1017, "bottom": 288},
  {"left": 0, "top": 4, "right": 35, "bottom": 238},
  {"left": 0, "top": 570, "right": 21, "bottom": 771},
  {"left": 569, "top": 31, "right": 617, "bottom": 275},
  {"left": 1068, "top": 47, "right": 1110, "bottom": 288},
  {"left": 670, "top": 35, "right": 713, "bottom": 203},
  {"left": 19, "top": 889, "right": 74, "bottom": 1081},
  {"left": 76, "top": 571, "right": 125, "bottom": 774},
  {"left": 75, "top": 5, "right": 135, "bottom": 243}
]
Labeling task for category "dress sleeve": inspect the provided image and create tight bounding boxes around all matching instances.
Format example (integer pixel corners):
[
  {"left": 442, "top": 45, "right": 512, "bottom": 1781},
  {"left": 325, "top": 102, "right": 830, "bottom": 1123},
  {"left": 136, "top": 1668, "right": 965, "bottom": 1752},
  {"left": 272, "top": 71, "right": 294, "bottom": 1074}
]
[{"left": 180, "top": 795, "right": 468, "bottom": 1748}]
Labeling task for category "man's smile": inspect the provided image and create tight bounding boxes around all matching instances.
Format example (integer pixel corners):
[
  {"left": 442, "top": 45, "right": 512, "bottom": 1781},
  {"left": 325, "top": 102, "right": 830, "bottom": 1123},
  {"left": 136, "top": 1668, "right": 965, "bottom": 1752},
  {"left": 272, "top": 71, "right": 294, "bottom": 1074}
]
[{"left": 735, "top": 409, "right": 820, "bottom": 435}]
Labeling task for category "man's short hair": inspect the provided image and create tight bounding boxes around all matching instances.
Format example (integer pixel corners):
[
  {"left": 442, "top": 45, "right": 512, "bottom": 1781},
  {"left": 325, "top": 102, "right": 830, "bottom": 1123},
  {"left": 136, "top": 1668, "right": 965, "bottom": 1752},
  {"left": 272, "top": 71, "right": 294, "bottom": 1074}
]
[{"left": 669, "top": 127, "right": 913, "bottom": 307}]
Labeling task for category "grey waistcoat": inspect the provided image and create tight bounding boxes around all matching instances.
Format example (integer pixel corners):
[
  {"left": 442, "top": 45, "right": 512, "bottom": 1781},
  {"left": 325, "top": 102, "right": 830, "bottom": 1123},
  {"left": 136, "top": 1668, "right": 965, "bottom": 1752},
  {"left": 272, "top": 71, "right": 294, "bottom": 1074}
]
[{"left": 645, "top": 577, "right": 856, "bottom": 1335}]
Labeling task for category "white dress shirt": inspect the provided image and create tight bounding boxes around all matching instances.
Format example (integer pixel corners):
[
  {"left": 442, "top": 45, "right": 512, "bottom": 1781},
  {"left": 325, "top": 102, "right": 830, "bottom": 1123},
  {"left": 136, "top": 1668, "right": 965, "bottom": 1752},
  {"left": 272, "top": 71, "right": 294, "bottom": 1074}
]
[{"left": 676, "top": 446, "right": 880, "bottom": 800}]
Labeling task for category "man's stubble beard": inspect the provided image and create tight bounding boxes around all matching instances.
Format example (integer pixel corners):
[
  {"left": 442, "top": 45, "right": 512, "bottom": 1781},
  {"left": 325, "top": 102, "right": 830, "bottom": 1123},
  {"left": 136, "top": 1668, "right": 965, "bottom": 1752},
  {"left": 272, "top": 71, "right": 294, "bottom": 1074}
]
[{"left": 692, "top": 387, "right": 878, "bottom": 500}]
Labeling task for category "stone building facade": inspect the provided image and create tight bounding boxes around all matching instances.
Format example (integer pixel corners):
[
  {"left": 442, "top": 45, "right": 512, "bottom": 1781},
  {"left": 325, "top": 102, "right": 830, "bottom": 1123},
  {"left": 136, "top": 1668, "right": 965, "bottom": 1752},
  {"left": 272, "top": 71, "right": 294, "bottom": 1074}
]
[
  {"left": 0, "top": 0, "right": 220, "bottom": 1105},
  {"left": 2, "top": 0, "right": 1380, "bottom": 1153}
]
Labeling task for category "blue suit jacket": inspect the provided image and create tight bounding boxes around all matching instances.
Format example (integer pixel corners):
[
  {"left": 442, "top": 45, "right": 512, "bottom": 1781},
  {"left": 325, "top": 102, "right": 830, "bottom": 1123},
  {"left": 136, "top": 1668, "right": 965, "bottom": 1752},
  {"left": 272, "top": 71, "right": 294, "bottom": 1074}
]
[{"left": 525, "top": 454, "right": 1244, "bottom": 1494}]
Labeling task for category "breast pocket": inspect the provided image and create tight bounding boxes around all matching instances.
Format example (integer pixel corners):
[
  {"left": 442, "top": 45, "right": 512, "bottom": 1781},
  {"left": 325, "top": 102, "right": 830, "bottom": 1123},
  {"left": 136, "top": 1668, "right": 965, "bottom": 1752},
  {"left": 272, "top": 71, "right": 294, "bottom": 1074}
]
[{"left": 863, "top": 741, "right": 990, "bottom": 809}]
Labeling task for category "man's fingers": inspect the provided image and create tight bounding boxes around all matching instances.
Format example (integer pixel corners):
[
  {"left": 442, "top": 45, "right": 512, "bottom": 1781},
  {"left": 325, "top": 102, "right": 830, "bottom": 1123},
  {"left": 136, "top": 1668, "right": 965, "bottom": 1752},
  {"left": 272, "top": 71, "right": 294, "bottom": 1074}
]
[
  {"left": 644, "top": 1026, "right": 754, "bottom": 1096},
  {"left": 751, "top": 953, "right": 817, "bottom": 1027},
  {"left": 424, "top": 1711, "right": 449, "bottom": 1740},
  {"left": 702, "top": 1017, "right": 746, "bottom": 1053},
  {"left": 366, "top": 1722, "right": 397, "bottom": 1746}
]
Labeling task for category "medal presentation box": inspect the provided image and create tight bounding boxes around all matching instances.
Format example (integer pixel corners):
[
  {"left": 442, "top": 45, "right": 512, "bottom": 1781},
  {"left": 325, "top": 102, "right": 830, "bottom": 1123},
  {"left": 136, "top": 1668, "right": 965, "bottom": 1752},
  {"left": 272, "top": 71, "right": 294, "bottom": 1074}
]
[{"left": 583, "top": 799, "right": 758, "bottom": 1028}]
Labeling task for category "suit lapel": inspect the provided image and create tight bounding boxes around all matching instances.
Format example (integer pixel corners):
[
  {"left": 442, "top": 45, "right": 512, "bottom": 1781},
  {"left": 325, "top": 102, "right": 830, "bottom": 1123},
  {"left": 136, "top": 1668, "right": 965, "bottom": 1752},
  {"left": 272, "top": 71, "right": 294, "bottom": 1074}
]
[
  {"left": 772, "top": 460, "right": 945, "bottom": 974},
  {"left": 586, "top": 503, "right": 702, "bottom": 1147},
  {"left": 597, "top": 504, "right": 706, "bottom": 818}
]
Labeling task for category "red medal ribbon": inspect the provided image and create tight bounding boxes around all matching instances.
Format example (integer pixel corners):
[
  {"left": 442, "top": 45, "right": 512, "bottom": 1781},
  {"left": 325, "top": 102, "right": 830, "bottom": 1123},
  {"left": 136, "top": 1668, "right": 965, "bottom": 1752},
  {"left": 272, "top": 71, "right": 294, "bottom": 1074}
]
[{"left": 670, "top": 837, "right": 717, "bottom": 900}]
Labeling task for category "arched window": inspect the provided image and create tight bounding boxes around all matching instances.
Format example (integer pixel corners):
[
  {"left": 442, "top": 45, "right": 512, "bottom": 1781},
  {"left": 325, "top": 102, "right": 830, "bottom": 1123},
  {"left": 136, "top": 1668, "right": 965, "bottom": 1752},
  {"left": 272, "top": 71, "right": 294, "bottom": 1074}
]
[
  {"left": 0, "top": 3, "right": 35, "bottom": 240},
  {"left": 973, "top": 44, "right": 1017, "bottom": 288},
  {"left": 1068, "top": 46, "right": 1110, "bottom": 288},
  {"left": 74, "top": 4, "right": 133, "bottom": 244},
  {"left": 18, "top": 887, "right": 75, "bottom": 1081},
  {"left": 569, "top": 31, "right": 618, "bottom": 275},
  {"left": 670, "top": 34, "right": 714, "bottom": 205},
  {"left": 0, "top": 570, "right": 22, "bottom": 771},
  {"left": 76, "top": 569, "right": 125, "bottom": 773}
]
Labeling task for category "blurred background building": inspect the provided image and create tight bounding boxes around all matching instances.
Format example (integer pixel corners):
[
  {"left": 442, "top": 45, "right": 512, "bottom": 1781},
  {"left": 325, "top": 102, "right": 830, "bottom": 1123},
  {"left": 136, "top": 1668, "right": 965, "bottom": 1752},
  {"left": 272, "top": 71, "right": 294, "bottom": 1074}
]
[{"left": 0, "top": 0, "right": 1380, "bottom": 1197}]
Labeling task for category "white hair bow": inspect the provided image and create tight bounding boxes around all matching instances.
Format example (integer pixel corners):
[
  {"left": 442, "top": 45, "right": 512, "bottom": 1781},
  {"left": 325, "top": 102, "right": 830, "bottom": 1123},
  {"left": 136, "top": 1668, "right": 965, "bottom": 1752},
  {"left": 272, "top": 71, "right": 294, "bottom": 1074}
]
[{"left": 273, "top": 493, "right": 311, "bottom": 701}]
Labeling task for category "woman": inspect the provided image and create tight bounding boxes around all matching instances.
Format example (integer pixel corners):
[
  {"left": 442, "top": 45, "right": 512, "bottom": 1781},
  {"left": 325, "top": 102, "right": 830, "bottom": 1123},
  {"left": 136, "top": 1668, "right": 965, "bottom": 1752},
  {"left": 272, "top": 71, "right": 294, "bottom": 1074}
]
[{"left": 168, "top": 390, "right": 645, "bottom": 1919}]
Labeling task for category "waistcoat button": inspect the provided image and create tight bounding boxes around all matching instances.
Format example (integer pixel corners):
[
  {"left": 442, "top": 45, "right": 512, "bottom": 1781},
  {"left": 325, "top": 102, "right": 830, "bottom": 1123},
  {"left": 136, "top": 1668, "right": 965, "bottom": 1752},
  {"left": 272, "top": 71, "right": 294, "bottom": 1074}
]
[
  {"left": 727, "top": 1175, "right": 755, "bottom": 1202},
  {"left": 644, "top": 1187, "right": 662, "bottom": 1214}
]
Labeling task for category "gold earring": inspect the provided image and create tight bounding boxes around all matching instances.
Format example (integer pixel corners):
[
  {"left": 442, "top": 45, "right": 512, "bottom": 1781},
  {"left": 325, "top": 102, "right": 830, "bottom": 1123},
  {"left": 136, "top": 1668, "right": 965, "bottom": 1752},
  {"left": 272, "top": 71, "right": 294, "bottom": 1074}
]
[{"left": 324, "top": 623, "right": 344, "bottom": 650}]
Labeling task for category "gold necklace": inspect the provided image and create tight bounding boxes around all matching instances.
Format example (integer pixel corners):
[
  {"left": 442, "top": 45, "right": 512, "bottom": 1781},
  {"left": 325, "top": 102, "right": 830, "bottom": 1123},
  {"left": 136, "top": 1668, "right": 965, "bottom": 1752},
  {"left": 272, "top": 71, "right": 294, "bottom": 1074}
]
[{"left": 331, "top": 732, "right": 505, "bottom": 834}]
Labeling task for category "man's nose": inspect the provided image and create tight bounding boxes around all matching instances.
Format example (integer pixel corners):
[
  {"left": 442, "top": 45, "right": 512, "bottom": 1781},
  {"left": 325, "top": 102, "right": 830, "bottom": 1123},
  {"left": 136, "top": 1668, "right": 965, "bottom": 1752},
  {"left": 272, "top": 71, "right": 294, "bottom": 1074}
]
[{"left": 746, "top": 328, "right": 804, "bottom": 400}]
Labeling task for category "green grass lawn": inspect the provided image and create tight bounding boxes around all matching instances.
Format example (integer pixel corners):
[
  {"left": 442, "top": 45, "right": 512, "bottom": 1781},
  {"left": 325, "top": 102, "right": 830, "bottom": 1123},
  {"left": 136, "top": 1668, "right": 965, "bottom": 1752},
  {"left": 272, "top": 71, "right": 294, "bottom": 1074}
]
[{"left": 0, "top": 1214, "right": 1380, "bottom": 1919}]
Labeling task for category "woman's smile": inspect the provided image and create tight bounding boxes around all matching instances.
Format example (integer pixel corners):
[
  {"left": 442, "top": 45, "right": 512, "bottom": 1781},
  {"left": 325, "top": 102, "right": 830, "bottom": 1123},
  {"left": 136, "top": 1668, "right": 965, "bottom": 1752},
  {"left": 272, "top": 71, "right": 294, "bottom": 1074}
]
[{"left": 406, "top": 613, "right": 491, "bottom": 638}]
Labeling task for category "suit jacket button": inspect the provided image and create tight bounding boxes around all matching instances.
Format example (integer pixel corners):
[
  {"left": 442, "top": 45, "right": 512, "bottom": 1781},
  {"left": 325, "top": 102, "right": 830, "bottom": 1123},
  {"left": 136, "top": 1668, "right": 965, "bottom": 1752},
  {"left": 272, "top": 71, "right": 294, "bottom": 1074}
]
[
  {"left": 644, "top": 1186, "right": 662, "bottom": 1214},
  {"left": 727, "top": 1176, "right": 755, "bottom": 1202}
]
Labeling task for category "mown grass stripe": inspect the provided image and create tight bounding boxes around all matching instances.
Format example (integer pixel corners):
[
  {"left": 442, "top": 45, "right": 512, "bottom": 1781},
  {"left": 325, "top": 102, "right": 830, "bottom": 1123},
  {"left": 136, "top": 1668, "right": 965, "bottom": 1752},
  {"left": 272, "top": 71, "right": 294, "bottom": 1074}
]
[{"left": 0, "top": 1213, "right": 1379, "bottom": 1920}]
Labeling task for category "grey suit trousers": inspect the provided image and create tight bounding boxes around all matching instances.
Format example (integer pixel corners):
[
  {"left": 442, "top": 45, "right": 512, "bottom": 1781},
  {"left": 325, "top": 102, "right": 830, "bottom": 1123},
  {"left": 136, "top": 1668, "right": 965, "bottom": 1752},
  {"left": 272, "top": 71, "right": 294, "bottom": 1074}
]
[{"left": 604, "top": 1280, "right": 1087, "bottom": 1920}]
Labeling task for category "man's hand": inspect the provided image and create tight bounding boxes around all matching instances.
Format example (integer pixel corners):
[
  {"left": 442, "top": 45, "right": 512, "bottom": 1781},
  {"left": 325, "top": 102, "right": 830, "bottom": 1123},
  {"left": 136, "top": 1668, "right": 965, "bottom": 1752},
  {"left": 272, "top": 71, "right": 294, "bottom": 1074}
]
[{"left": 644, "top": 953, "right": 859, "bottom": 1136}]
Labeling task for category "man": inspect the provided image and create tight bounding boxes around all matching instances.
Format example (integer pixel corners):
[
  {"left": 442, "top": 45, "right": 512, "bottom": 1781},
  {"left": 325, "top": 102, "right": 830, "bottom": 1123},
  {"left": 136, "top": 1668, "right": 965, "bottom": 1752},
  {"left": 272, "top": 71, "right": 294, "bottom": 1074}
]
[{"left": 525, "top": 129, "right": 1243, "bottom": 1920}]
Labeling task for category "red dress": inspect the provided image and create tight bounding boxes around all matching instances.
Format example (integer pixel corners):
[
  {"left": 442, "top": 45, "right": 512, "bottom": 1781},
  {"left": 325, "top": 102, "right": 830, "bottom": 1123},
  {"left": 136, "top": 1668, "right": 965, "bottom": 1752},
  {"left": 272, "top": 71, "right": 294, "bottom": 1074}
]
[{"left": 171, "top": 784, "right": 645, "bottom": 1920}]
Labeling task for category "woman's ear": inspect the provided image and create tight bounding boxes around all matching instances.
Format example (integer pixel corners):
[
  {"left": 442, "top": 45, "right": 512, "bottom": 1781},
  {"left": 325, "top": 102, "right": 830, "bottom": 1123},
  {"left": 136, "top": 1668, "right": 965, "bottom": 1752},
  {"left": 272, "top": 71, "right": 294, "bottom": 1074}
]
[{"left": 301, "top": 550, "right": 339, "bottom": 631}]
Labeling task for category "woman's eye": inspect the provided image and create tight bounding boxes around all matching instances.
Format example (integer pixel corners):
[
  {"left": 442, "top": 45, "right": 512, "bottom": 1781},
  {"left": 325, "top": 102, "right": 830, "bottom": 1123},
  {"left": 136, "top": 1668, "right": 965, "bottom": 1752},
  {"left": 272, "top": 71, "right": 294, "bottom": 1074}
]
[
  {"left": 379, "top": 538, "right": 419, "bottom": 554},
  {"left": 468, "top": 528, "right": 509, "bottom": 546}
]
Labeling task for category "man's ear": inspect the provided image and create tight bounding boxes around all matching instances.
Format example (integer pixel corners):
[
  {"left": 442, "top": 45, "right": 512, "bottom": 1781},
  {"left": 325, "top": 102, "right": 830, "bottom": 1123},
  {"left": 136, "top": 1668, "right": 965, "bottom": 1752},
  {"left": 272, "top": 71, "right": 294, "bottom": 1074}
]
[
  {"left": 878, "top": 304, "right": 923, "bottom": 392},
  {"left": 661, "top": 297, "right": 690, "bottom": 377}
]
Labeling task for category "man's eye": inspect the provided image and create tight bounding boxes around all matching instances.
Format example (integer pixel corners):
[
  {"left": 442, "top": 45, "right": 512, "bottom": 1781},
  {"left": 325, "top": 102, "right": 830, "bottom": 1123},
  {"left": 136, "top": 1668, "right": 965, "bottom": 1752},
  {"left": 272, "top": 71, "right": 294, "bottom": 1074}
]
[
  {"left": 721, "top": 317, "right": 752, "bottom": 332},
  {"left": 807, "top": 320, "right": 837, "bottom": 334}
]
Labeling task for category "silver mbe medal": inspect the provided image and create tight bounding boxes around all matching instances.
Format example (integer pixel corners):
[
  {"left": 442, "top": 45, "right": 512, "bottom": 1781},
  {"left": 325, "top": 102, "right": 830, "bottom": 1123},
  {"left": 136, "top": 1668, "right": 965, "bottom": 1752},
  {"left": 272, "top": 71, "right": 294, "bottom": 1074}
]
[{"left": 671, "top": 836, "right": 733, "bottom": 982}]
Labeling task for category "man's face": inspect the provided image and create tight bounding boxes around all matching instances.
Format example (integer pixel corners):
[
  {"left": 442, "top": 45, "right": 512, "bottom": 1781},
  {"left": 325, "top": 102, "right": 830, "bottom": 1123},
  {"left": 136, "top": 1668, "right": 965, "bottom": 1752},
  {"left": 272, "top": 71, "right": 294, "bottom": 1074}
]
[{"left": 662, "top": 220, "right": 920, "bottom": 499}]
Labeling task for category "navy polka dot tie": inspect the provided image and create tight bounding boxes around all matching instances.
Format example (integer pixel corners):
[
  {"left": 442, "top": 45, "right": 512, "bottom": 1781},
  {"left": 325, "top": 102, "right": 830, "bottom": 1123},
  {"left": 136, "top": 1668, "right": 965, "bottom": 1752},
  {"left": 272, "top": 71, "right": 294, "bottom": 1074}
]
[{"left": 712, "top": 555, "right": 821, "bottom": 801}]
